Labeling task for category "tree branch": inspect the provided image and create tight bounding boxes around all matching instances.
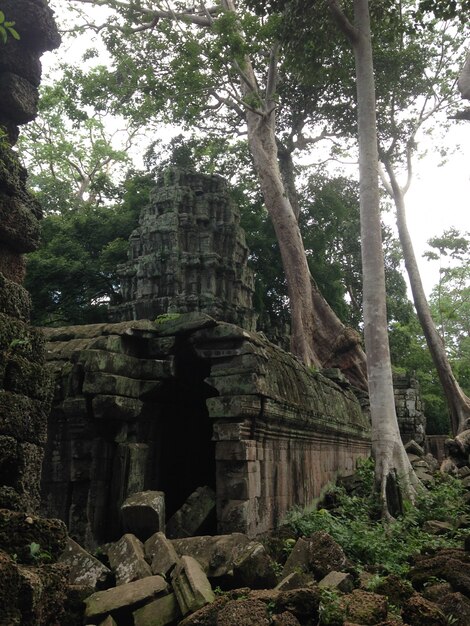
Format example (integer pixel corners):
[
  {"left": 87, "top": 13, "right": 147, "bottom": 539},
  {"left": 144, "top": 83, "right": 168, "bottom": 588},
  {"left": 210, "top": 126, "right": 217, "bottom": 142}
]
[
  {"left": 70, "top": 0, "right": 219, "bottom": 27},
  {"left": 327, "top": 0, "right": 359, "bottom": 45}
]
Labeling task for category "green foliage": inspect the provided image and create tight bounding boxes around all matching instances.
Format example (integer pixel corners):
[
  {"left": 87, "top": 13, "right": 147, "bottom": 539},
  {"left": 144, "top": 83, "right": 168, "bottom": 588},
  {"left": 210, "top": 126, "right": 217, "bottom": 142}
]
[
  {"left": 319, "top": 587, "right": 343, "bottom": 626},
  {"left": 29, "top": 542, "right": 52, "bottom": 563},
  {"left": 285, "top": 460, "right": 469, "bottom": 576},
  {"left": 0, "top": 11, "right": 20, "bottom": 43},
  {"left": 154, "top": 313, "right": 182, "bottom": 324},
  {"left": 25, "top": 173, "right": 153, "bottom": 326}
]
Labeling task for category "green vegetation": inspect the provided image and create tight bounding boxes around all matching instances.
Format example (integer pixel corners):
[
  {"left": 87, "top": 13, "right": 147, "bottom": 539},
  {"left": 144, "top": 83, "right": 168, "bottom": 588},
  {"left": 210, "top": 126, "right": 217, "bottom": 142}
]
[
  {"left": 285, "top": 460, "right": 469, "bottom": 576},
  {"left": 0, "top": 11, "right": 19, "bottom": 43},
  {"left": 154, "top": 313, "right": 182, "bottom": 324}
]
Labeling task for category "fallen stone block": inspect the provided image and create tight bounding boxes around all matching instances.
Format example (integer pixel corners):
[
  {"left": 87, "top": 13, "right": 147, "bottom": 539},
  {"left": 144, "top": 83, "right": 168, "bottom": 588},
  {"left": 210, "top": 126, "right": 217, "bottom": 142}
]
[
  {"left": 58, "top": 537, "right": 111, "bottom": 590},
  {"left": 338, "top": 589, "right": 388, "bottom": 625},
  {"left": 17, "top": 562, "right": 69, "bottom": 626},
  {"left": 275, "top": 572, "right": 313, "bottom": 591},
  {"left": 133, "top": 592, "right": 181, "bottom": 626},
  {"left": 107, "top": 534, "right": 152, "bottom": 586},
  {"left": 216, "top": 598, "right": 271, "bottom": 625},
  {"left": 405, "top": 439, "right": 425, "bottom": 456},
  {"left": 422, "top": 520, "right": 454, "bottom": 536},
  {"left": 166, "top": 486, "right": 216, "bottom": 539},
  {"left": 171, "top": 555, "right": 215, "bottom": 616},
  {"left": 232, "top": 541, "right": 278, "bottom": 589},
  {"left": 318, "top": 571, "right": 354, "bottom": 593},
  {"left": 144, "top": 531, "right": 180, "bottom": 578},
  {"left": 171, "top": 533, "right": 250, "bottom": 579},
  {"left": 84, "top": 576, "right": 168, "bottom": 620},
  {"left": 122, "top": 491, "right": 165, "bottom": 541},
  {"left": 402, "top": 593, "right": 446, "bottom": 626},
  {"left": 282, "top": 532, "right": 349, "bottom": 581}
]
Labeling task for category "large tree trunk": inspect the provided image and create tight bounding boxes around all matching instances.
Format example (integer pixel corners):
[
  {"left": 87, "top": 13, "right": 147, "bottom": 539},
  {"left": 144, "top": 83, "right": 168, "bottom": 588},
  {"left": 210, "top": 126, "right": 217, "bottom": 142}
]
[
  {"left": 247, "top": 111, "right": 319, "bottom": 366},
  {"left": 347, "top": 0, "right": 418, "bottom": 510},
  {"left": 384, "top": 164, "right": 470, "bottom": 435},
  {"left": 245, "top": 108, "right": 368, "bottom": 387},
  {"left": 220, "top": 0, "right": 368, "bottom": 386}
]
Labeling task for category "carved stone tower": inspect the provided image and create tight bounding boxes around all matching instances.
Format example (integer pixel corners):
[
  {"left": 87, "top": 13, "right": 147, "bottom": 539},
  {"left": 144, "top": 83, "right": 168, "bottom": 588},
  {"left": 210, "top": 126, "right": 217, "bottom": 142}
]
[{"left": 112, "top": 167, "right": 256, "bottom": 330}]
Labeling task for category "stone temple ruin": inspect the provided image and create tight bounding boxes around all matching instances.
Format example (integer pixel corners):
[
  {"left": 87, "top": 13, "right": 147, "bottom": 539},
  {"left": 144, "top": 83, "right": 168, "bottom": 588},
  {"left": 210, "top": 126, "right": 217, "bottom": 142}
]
[
  {"left": 36, "top": 168, "right": 430, "bottom": 550},
  {"left": 112, "top": 168, "right": 257, "bottom": 331}
]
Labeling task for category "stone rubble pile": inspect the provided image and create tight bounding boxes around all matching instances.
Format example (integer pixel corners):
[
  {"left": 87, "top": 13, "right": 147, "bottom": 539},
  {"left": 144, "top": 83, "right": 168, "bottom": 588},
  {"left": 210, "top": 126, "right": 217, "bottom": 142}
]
[{"left": 58, "top": 518, "right": 470, "bottom": 626}]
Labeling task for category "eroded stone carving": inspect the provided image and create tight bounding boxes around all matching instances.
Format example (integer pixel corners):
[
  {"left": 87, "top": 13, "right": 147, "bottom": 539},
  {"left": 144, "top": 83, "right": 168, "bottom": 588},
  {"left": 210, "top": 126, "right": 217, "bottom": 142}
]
[
  {"left": 112, "top": 168, "right": 257, "bottom": 331},
  {"left": 393, "top": 373, "right": 426, "bottom": 447}
]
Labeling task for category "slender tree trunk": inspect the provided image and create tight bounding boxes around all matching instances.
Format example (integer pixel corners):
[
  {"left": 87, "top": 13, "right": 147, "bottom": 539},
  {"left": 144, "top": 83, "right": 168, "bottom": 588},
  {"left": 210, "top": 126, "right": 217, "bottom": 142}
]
[
  {"left": 246, "top": 110, "right": 320, "bottom": 366},
  {"left": 331, "top": 0, "right": 419, "bottom": 511},
  {"left": 384, "top": 163, "right": 470, "bottom": 435}
]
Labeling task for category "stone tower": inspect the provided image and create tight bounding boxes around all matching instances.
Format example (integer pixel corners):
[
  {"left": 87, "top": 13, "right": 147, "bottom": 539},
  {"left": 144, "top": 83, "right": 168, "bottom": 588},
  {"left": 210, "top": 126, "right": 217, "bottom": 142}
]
[{"left": 112, "top": 167, "right": 256, "bottom": 330}]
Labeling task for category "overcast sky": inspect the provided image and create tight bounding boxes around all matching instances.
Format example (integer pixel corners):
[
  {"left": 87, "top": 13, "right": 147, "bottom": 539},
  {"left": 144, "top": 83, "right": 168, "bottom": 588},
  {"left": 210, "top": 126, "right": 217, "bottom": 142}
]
[{"left": 42, "top": 2, "right": 470, "bottom": 299}]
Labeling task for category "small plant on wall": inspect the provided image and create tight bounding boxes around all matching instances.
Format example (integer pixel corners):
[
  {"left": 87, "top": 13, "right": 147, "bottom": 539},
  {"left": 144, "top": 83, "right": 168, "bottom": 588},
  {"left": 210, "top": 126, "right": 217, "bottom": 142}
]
[{"left": 0, "top": 11, "right": 20, "bottom": 43}]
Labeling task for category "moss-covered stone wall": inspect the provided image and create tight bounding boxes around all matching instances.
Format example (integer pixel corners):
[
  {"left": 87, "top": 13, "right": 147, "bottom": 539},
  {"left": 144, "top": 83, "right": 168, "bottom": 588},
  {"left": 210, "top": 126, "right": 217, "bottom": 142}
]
[
  {"left": 0, "top": 0, "right": 60, "bottom": 514},
  {"left": 0, "top": 5, "right": 70, "bottom": 624},
  {"left": 41, "top": 314, "right": 371, "bottom": 546}
]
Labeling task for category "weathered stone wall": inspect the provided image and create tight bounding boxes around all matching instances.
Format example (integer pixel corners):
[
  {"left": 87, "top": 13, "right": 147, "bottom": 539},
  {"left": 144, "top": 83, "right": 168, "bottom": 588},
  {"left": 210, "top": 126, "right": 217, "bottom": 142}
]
[
  {"left": 393, "top": 373, "right": 426, "bottom": 446},
  {"left": 112, "top": 168, "right": 257, "bottom": 331},
  {"left": 0, "top": 5, "right": 71, "bottom": 625},
  {"left": 0, "top": 0, "right": 60, "bottom": 514},
  {"left": 41, "top": 314, "right": 371, "bottom": 547}
]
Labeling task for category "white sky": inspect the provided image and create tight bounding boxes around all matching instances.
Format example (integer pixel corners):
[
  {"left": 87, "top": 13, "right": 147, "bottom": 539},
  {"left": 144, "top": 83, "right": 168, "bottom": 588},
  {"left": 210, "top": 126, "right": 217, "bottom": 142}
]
[{"left": 40, "top": 2, "right": 470, "bottom": 299}]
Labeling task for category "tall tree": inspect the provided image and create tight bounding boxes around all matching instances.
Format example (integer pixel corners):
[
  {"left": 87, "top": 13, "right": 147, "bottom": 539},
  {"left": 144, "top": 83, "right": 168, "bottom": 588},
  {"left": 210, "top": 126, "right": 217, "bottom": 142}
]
[
  {"left": 376, "top": 19, "right": 470, "bottom": 435},
  {"left": 328, "top": 0, "right": 418, "bottom": 512},
  {"left": 19, "top": 78, "right": 137, "bottom": 213},
  {"left": 64, "top": 0, "right": 368, "bottom": 388}
]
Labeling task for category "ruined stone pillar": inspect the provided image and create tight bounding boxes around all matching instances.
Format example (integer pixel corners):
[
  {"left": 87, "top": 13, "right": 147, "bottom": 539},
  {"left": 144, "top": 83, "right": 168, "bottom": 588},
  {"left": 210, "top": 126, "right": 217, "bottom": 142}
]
[
  {"left": 112, "top": 167, "right": 257, "bottom": 331},
  {"left": 0, "top": 0, "right": 60, "bottom": 513}
]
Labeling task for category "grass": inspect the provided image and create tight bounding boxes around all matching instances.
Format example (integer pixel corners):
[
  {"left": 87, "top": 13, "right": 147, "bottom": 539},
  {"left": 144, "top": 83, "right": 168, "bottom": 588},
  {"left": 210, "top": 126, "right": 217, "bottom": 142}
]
[{"left": 284, "top": 459, "right": 469, "bottom": 576}]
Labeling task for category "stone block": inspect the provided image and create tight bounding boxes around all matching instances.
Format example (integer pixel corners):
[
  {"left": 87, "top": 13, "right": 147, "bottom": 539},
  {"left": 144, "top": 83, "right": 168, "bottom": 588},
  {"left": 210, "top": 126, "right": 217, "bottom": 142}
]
[
  {"left": 232, "top": 541, "right": 278, "bottom": 589},
  {"left": 58, "top": 537, "right": 112, "bottom": 590},
  {"left": 107, "top": 534, "right": 152, "bottom": 586},
  {"left": 92, "top": 394, "right": 145, "bottom": 420},
  {"left": 166, "top": 486, "right": 216, "bottom": 539},
  {"left": 0, "top": 193, "right": 40, "bottom": 252},
  {"left": 16, "top": 562, "right": 68, "bottom": 626},
  {"left": 215, "top": 441, "right": 257, "bottom": 461},
  {"left": 122, "top": 491, "right": 166, "bottom": 541},
  {"left": 0, "top": 392, "right": 47, "bottom": 445},
  {"left": 171, "top": 555, "right": 215, "bottom": 616},
  {"left": 318, "top": 571, "right": 354, "bottom": 593},
  {"left": 145, "top": 532, "right": 180, "bottom": 578},
  {"left": 171, "top": 533, "right": 250, "bottom": 579},
  {"left": 133, "top": 592, "right": 181, "bottom": 626},
  {"left": 1, "top": 0, "right": 61, "bottom": 52},
  {"left": 78, "top": 349, "right": 173, "bottom": 380},
  {"left": 282, "top": 532, "right": 349, "bottom": 581},
  {"left": 84, "top": 576, "right": 168, "bottom": 619},
  {"left": 83, "top": 371, "right": 163, "bottom": 399},
  {"left": 0, "top": 550, "right": 21, "bottom": 624},
  {"left": 0, "top": 509, "right": 67, "bottom": 563},
  {"left": 0, "top": 274, "right": 31, "bottom": 321},
  {"left": 0, "top": 72, "right": 38, "bottom": 124},
  {"left": 206, "top": 395, "right": 261, "bottom": 420}
]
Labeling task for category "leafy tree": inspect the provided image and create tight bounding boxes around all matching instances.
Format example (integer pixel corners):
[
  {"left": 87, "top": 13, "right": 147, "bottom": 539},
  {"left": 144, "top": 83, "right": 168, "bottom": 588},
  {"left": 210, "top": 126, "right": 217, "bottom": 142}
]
[
  {"left": 328, "top": 0, "right": 419, "bottom": 512},
  {"left": 62, "top": 0, "right": 369, "bottom": 388},
  {"left": 18, "top": 77, "right": 138, "bottom": 214},
  {"left": 375, "top": 15, "right": 470, "bottom": 435},
  {"left": 25, "top": 173, "right": 153, "bottom": 325}
]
